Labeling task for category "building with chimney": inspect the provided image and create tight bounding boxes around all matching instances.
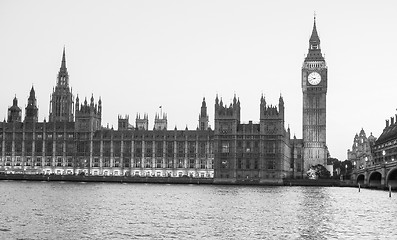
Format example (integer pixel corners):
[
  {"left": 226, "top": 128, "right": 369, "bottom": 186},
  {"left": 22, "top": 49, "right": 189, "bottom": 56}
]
[{"left": 371, "top": 114, "right": 397, "bottom": 166}]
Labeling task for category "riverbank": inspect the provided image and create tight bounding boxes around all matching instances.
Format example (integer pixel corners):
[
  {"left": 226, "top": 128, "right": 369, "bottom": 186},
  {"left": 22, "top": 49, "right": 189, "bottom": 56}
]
[
  {"left": 0, "top": 174, "right": 353, "bottom": 187},
  {"left": 0, "top": 174, "right": 213, "bottom": 185}
]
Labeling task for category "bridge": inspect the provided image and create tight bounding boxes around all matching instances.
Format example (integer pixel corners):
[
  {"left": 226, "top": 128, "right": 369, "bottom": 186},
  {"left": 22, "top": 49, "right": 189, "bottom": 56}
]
[{"left": 352, "top": 161, "right": 397, "bottom": 189}]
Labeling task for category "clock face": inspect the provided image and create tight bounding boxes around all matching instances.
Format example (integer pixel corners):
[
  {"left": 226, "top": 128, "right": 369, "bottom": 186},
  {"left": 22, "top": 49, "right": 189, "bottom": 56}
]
[{"left": 308, "top": 72, "right": 321, "bottom": 85}]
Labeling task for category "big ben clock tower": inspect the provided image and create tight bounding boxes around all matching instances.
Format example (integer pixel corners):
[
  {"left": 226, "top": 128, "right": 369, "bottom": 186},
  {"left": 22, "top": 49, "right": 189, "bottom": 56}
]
[{"left": 302, "top": 16, "right": 328, "bottom": 172}]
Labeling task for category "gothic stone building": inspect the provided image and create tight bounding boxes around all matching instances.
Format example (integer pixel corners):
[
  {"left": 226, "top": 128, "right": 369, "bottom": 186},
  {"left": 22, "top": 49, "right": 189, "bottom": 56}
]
[
  {"left": 0, "top": 48, "right": 215, "bottom": 178},
  {"left": 213, "top": 95, "right": 294, "bottom": 184},
  {"left": 0, "top": 18, "right": 328, "bottom": 181},
  {"left": 301, "top": 17, "right": 328, "bottom": 171},
  {"left": 347, "top": 129, "right": 376, "bottom": 170}
]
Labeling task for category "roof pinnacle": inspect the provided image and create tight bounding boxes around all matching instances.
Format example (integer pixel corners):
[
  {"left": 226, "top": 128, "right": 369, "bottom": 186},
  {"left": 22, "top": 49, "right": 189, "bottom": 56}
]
[
  {"left": 61, "top": 46, "right": 66, "bottom": 70},
  {"left": 310, "top": 15, "right": 320, "bottom": 44}
]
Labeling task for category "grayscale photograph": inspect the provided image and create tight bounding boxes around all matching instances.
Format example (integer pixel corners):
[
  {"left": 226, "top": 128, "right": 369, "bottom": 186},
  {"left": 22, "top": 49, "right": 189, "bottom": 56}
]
[{"left": 0, "top": 0, "right": 396, "bottom": 239}]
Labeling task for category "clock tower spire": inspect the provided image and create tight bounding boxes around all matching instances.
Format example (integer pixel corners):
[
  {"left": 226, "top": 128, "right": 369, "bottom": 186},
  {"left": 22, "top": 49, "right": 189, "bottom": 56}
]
[
  {"left": 306, "top": 16, "right": 324, "bottom": 61},
  {"left": 302, "top": 16, "right": 328, "bottom": 173}
]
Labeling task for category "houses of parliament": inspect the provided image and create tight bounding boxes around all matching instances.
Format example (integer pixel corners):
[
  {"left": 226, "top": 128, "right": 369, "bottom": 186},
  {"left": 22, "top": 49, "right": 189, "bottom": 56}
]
[{"left": 0, "top": 18, "right": 328, "bottom": 183}]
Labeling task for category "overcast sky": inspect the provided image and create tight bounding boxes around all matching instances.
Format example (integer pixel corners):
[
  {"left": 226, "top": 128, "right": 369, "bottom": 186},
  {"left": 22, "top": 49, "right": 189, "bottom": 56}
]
[{"left": 1, "top": 0, "right": 396, "bottom": 161}]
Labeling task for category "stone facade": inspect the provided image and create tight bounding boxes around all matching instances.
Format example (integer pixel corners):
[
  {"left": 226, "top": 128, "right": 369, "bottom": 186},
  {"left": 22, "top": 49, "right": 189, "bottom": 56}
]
[
  {"left": 0, "top": 18, "right": 327, "bottom": 180},
  {"left": 302, "top": 17, "right": 328, "bottom": 171},
  {"left": 347, "top": 129, "right": 376, "bottom": 170},
  {"left": 213, "top": 95, "right": 293, "bottom": 184},
  {"left": 49, "top": 48, "right": 74, "bottom": 123}
]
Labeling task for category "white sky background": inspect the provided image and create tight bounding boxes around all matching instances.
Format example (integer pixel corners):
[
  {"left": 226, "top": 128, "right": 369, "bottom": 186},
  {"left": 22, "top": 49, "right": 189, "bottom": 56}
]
[{"left": 1, "top": 0, "right": 397, "bottom": 161}]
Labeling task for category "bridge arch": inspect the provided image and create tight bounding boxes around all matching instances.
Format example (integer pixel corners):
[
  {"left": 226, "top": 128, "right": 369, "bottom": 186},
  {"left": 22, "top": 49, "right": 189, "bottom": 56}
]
[
  {"left": 356, "top": 174, "right": 365, "bottom": 186},
  {"left": 368, "top": 171, "right": 382, "bottom": 188},
  {"left": 386, "top": 167, "right": 397, "bottom": 189}
]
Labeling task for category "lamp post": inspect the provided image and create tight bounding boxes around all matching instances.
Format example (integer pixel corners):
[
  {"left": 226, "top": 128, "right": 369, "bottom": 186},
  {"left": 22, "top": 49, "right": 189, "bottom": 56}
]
[{"left": 383, "top": 150, "right": 386, "bottom": 164}]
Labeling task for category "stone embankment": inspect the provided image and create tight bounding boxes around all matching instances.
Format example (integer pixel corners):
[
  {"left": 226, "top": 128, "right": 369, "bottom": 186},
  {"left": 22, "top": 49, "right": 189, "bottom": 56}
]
[{"left": 0, "top": 174, "right": 354, "bottom": 187}]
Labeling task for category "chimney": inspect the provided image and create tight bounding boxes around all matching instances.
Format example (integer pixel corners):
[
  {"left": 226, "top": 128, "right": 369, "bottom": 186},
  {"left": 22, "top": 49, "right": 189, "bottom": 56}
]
[
  {"left": 392, "top": 117, "right": 395, "bottom": 125},
  {"left": 386, "top": 119, "right": 390, "bottom": 127}
]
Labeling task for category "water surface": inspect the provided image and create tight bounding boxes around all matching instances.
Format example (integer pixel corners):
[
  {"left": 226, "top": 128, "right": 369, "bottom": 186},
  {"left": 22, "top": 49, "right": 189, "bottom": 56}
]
[{"left": 0, "top": 181, "right": 396, "bottom": 239}]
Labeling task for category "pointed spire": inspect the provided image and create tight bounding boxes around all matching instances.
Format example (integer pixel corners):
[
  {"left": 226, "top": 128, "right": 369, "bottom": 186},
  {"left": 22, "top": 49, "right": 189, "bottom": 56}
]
[
  {"left": 305, "top": 15, "right": 324, "bottom": 61},
  {"left": 27, "top": 86, "right": 37, "bottom": 106},
  {"left": 309, "top": 15, "right": 320, "bottom": 46},
  {"left": 261, "top": 94, "right": 266, "bottom": 105},
  {"left": 13, "top": 95, "right": 18, "bottom": 106},
  {"left": 75, "top": 94, "right": 79, "bottom": 111},
  {"left": 57, "top": 47, "right": 69, "bottom": 87},
  {"left": 201, "top": 97, "right": 206, "bottom": 107},
  {"left": 29, "top": 85, "right": 36, "bottom": 100},
  {"left": 61, "top": 46, "right": 67, "bottom": 70}
]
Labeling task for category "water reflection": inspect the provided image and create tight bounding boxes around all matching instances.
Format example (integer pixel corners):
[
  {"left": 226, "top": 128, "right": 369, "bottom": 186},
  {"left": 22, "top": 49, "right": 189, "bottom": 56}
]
[
  {"left": 0, "top": 182, "right": 396, "bottom": 239},
  {"left": 297, "top": 187, "right": 335, "bottom": 239}
]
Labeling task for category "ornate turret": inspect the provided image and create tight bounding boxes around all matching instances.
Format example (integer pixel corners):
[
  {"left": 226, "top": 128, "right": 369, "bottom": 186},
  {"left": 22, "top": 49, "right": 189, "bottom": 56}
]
[
  {"left": 98, "top": 97, "right": 102, "bottom": 115},
  {"left": 58, "top": 47, "right": 69, "bottom": 86},
  {"left": 214, "top": 94, "right": 241, "bottom": 135},
  {"left": 25, "top": 86, "right": 39, "bottom": 122},
  {"left": 49, "top": 47, "right": 74, "bottom": 122},
  {"left": 136, "top": 113, "right": 148, "bottom": 130},
  {"left": 75, "top": 95, "right": 102, "bottom": 131},
  {"left": 259, "top": 95, "right": 285, "bottom": 135},
  {"left": 154, "top": 108, "right": 167, "bottom": 130},
  {"left": 199, "top": 97, "right": 209, "bottom": 130},
  {"left": 260, "top": 95, "right": 284, "bottom": 120},
  {"left": 7, "top": 96, "right": 22, "bottom": 123},
  {"left": 214, "top": 95, "right": 240, "bottom": 121},
  {"left": 305, "top": 16, "right": 324, "bottom": 62},
  {"left": 75, "top": 95, "right": 80, "bottom": 111},
  {"left": 118, "top": 115, "right": 133, "bottom": 130}
]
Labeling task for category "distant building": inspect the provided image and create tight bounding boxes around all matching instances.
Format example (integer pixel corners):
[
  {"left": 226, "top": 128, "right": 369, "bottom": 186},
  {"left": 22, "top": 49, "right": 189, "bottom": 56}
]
[
  {"left": 347, "top": 129, "right": 376, "bottom": 170},
  {"left": 372, "top": 114, "right": 397, "bottom": 165}
]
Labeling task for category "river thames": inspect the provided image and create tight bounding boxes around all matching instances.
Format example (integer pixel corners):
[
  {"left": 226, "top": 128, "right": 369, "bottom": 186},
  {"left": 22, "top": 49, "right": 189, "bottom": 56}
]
[{"left": 0, "top": 181, "right": 396, "bottom": 239}]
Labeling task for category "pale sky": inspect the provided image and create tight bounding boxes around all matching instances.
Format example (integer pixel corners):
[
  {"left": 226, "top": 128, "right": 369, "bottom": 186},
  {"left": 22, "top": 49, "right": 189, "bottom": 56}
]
[{"left": 1, "top": 0, "right": 396, "bottom": 161}]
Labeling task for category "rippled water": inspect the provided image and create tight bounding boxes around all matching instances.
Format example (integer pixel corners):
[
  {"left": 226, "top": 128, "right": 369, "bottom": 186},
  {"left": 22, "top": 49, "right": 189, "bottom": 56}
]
[{"left": 0, "top": 181, "right": 396, "bottom": 239}]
